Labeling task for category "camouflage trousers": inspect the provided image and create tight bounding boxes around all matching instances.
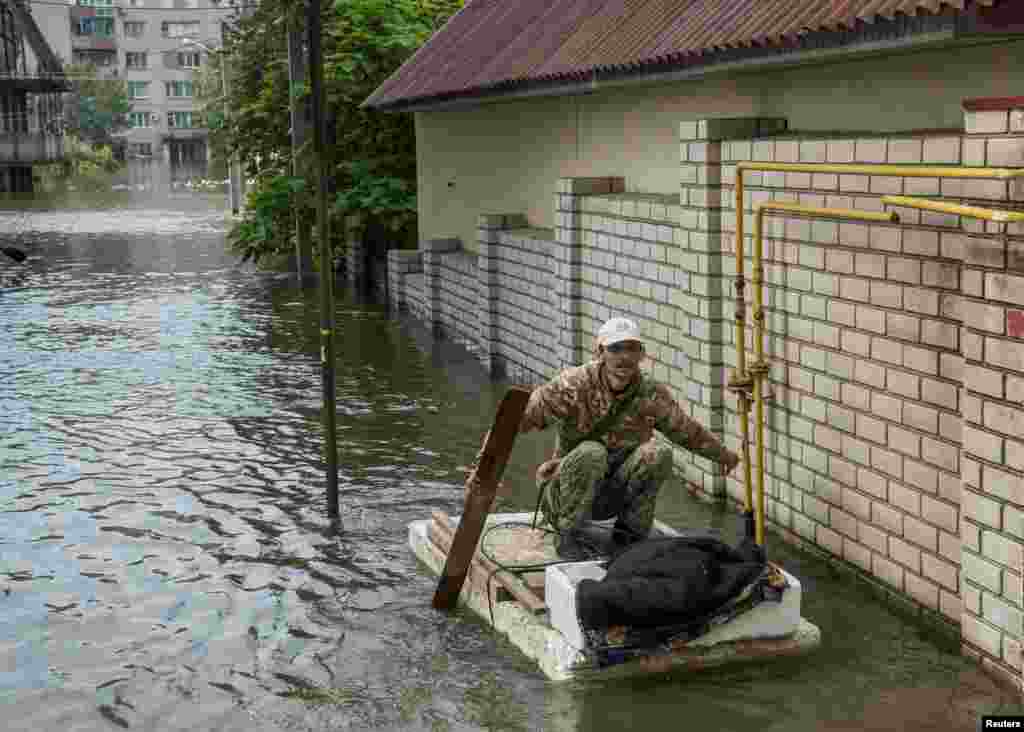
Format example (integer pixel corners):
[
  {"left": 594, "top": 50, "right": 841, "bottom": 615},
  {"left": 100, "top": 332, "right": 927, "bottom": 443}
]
[{"left": 539, "top": 438, "right": 674, "bottom": 538}]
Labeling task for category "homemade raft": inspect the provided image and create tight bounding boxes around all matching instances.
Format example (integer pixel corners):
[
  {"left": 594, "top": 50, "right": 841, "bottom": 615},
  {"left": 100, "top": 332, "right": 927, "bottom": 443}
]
[{"left": 409, "top": 510, "right": 821, "bottom": 681}]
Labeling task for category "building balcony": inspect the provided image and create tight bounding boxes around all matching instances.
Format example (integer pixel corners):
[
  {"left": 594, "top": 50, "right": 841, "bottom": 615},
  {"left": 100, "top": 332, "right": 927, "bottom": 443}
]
[
  {"left": 71, "top": 49, "right": 119, "bottom": 72},
  {"left": 71, "top": 35, "right": 117, "bottom": 52},
  {"left": 0, "top": 133, "right": 65, "bottom": 164},
  {"left": 161, "top": 128, "right": 208, "bottom": 142},
  {"left": 0, "top": 72, "right": 69, "bottom": 93},
  {"left": 69, "top": 6, "right": 96, "bottom": 22}
]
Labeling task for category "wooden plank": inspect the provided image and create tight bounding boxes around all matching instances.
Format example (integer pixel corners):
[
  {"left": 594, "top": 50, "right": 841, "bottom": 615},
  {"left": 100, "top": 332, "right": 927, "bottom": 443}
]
[
  {"left": 421, "top": 519, "right": 499, "bottom": 608},
  {"left": 521, "top": 572, "right": 546, "bottom": 598},
  {"left": 427, "top": 518, "right": 504, "bottom": 608},
  {"left": 430, "top": 510, "right": 545, "bottom": 614},
  {"left": 432, "top": 387, "right": 531, "bottom": 611},
  {"left": 430, "top": 512, "right": 546, "bottom": 600}
]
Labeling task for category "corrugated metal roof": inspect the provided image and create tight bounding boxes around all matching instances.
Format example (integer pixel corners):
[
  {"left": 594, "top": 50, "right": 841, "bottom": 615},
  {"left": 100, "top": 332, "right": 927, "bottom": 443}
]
[{"left": 365, "top": 0, "right": 1000, "bottom": 110}]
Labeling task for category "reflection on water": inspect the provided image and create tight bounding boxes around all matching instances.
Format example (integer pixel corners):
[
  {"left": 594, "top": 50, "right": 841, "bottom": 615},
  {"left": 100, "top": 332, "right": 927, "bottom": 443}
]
[{"left": 0, "top": 193, "right": 1020, "bottom": 731}]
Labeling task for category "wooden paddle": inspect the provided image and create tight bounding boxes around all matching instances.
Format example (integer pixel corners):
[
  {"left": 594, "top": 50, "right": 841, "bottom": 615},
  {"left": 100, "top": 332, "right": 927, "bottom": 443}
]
[{"left": 432, "top": 386, "right": 531, "bottom": 611}]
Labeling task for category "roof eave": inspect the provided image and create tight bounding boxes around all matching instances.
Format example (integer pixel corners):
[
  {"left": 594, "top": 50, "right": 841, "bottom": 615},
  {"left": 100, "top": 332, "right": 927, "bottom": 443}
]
[{"left": 368, "top": 24, "right": 1018, "bottom": 114}]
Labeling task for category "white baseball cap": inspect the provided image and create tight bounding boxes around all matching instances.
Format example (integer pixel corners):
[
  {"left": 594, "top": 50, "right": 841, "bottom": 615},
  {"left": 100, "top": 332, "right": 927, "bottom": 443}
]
[{"left": 598, "top": 317, "right": 642, "bottom": 347}]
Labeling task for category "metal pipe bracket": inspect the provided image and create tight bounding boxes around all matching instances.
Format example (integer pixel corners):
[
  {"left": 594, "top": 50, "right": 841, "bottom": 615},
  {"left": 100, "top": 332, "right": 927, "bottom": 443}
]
[
  {"left": 748, "top": 360, "right": 770, "bottom": 377},
  {"left": 727, "top": 369, "right": 754, "bottom": 395}
]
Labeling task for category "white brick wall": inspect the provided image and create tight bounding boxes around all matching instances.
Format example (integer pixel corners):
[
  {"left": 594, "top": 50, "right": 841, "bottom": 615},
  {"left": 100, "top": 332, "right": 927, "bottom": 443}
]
[
  {"left": 387, "top": 110, "right": 1024, "bottom": 690},
  {"left": 946, "top": 102, "right": 1024, "bottom": 686},
  {"left": 710, "top": 118, "right": 1021, "bottom": 684}
]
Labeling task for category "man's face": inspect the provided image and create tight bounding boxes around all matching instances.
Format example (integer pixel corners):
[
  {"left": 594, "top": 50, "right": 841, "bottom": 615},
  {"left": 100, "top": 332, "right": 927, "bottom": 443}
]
[{"left": 600, "top": 340, "right": 644, "bottom": 391}]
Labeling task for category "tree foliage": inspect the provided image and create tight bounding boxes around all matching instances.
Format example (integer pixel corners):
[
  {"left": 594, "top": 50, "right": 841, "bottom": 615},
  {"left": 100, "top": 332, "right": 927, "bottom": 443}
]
[
  {"left": 38, "top": 134, "right": 123, "bottom": 192},
  {"left": 63, "top": 63, "right": 131, "bottom": 146},
  {"left": 211, "top": 0, "right": 464, "bottom": 268},
  {"left": 229, "top": 175, "right": 305, "bottom": 265}
]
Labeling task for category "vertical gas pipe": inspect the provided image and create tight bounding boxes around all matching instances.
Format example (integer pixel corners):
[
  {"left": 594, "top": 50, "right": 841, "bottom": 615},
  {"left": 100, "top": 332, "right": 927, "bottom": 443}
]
[
  {"left": 750, "top": 206, "right": 768, "bottom": 548},
  {"left": 749, "top": 202, "right": 900, "bottom": 546},
  {"left": 731, "top": 178, "right": 756, "bottom": 541}
]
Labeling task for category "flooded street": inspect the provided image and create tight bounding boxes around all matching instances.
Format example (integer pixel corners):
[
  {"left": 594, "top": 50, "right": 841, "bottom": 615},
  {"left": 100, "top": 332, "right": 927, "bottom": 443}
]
[{"left": 0, "top": 193, "right": 1021, "bottom": 731}]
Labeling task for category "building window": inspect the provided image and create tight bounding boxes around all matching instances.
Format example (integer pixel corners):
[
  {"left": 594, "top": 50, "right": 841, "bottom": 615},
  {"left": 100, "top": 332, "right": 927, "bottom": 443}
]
[
  {"left": 126, "top": 52, "right": 147, "bottom": 69},
  {"left": 161, "top": 21, "right": 200, "bottom": 38},
  {"left": 77, "top": 0, "right": 113, "bottom": 17},
  {"left": 165, "top": 80, "right": 194, "bottom": 98},
  {"left": 177, "top": 52, "right": 200, "bottom": 69},
  {"left": 129, "top": 142, "right": 152, "bottom": 155},
  {"left": 128, "top": 111, "right": 151, "bottom": 128},
  {"left": 124, "top": 21, "right": 145, "bottom": 37},
  {"left": 73, "top": 50, "right": 115, "bottom": 67},
  {"left": 167, "top": 111, "right": 202, "bottom": 129},
  {"left": 74, "top": 17, "right": 115, "bottom": 36},
  {"left": 127, "top": 81, "right": 149, "bottom": 99}
]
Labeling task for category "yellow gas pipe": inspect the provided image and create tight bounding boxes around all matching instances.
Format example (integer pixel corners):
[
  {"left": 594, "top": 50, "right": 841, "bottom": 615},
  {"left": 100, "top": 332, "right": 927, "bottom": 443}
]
[
  {"left": 750, "top": 203, "right": 899, "bottom": 546},
  {"left": 733, "top": 162, "right": 1024, "bottom": 549},
  {"left": 881, "top": 195, "right": 1024, "bottom": 224}
]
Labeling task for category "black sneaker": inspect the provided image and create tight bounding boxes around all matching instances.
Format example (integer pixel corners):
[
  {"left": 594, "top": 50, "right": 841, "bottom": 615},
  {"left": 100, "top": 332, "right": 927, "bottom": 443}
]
[{"left": 555, "top": 529, "right": 595, "bottom": 561}]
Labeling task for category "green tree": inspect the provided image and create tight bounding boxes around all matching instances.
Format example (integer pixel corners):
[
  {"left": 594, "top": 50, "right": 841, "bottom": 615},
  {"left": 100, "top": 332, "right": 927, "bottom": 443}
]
[
  {"left": 64, "top": 63, "right": 131, "bottom": 146},
  {"left": 211, "top": 0, "right": 463, "bottom": 267},
  {"left": 35, "top": 63, "right": 129, "bottom": 191},
  {"left": 38, "top": 133, "right": 123, "bottom": 192}
]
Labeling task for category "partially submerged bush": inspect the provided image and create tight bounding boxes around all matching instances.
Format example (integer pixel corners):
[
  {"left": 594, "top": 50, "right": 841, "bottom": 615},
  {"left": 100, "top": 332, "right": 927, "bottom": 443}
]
[{"left": 227, "top": 173, "right": 306, "bottom": 265}]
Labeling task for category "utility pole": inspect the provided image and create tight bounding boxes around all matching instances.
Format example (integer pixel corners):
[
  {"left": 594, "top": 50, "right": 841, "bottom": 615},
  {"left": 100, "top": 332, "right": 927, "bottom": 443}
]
[
  {"left": 287, "top": 17, "right": 314, "bottom": 283},
  {"left": 219, "top": 21, "right": 243, "bottom": 215},
  {"left": 308, "top": 0, "right": 339, "bottom": 520}
]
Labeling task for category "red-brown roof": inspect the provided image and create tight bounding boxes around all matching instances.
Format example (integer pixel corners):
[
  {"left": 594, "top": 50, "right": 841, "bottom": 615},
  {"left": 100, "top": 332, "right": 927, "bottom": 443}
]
[{"left": 365, "top": 0, "right": 1001, "bottom": 110}]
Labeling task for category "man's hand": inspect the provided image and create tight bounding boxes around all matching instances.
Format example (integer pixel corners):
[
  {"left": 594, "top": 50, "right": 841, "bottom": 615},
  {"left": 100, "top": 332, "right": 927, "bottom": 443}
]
[
  {"left": 720, "top": 450, "right": 741, "bottom": 477},
  {"left": 463, "top": 470, "right": 505, "bottom": 502}
]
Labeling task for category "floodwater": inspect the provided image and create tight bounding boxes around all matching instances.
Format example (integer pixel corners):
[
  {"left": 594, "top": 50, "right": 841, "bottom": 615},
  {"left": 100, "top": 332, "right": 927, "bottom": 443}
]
[{"left": 0, "top": 191, "right": 1020, "bottom": 731}]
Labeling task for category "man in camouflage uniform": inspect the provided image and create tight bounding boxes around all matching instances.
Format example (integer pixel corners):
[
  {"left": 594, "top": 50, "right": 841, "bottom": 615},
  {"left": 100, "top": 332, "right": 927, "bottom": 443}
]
[{"left": 518, "top": 317, "right": 740, "bottom": 559}]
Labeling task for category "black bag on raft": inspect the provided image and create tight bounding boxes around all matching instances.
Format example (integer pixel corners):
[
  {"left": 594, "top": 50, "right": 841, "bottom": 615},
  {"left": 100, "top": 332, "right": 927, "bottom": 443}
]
[{"left": 575, "top": 534, "right": 766, "bottom": 630}]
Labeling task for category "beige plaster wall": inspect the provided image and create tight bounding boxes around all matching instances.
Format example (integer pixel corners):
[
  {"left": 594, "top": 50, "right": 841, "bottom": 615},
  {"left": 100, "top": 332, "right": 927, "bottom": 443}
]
[
  {"left": 415, "top": 39, "right": 1024, "bottom": 254},
  {"left": 750, "top": 39, "right": 1024, "bottom": 133}
]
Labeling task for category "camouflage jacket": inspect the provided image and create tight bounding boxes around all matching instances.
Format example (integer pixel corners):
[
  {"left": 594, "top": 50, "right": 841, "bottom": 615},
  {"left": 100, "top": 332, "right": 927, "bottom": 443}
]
[{"left": 520, "top": 361, "right": 737, "bottom": 481}]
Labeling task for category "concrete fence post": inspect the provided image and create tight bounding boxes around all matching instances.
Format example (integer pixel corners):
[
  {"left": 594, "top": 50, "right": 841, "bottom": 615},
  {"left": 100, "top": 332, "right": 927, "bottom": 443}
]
[
  {"left": 344, "top": 217, "right": 365, "bottom": 289},
  {"left": 422, "top": 237, "right": 460, "bottom": 335},
  {"left": 555, "top": 177, "right": 624, "bottom": 370},
  {"left": 386, "top": 249, "right": 422, "bottom": 312},
  {"left": 681, "top": 116, "right": 788, "bottom": 498},
  {"left": 476, "top": 214, "right": 526, "bottom": 375}
]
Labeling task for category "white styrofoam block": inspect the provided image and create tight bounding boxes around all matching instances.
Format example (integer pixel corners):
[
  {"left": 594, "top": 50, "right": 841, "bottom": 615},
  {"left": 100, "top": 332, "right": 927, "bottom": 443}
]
[
  {"left": 545, "top": 561, "right": 607, "bottom": 651},
  {"left": 687, "top": 567, "right": 801, "bottom": 647},
  {"left": 545, "top": 560, "right": 802, "bottom": 651}
]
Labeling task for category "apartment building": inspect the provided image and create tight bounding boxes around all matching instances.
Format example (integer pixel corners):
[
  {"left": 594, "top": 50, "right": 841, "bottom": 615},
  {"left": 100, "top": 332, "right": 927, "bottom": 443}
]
[
  {"left": 35, "top": 0, "right": 236, "bottom": 184},
  {"left": 0, "top": 0, "right": 66, "bottom": 192}
]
